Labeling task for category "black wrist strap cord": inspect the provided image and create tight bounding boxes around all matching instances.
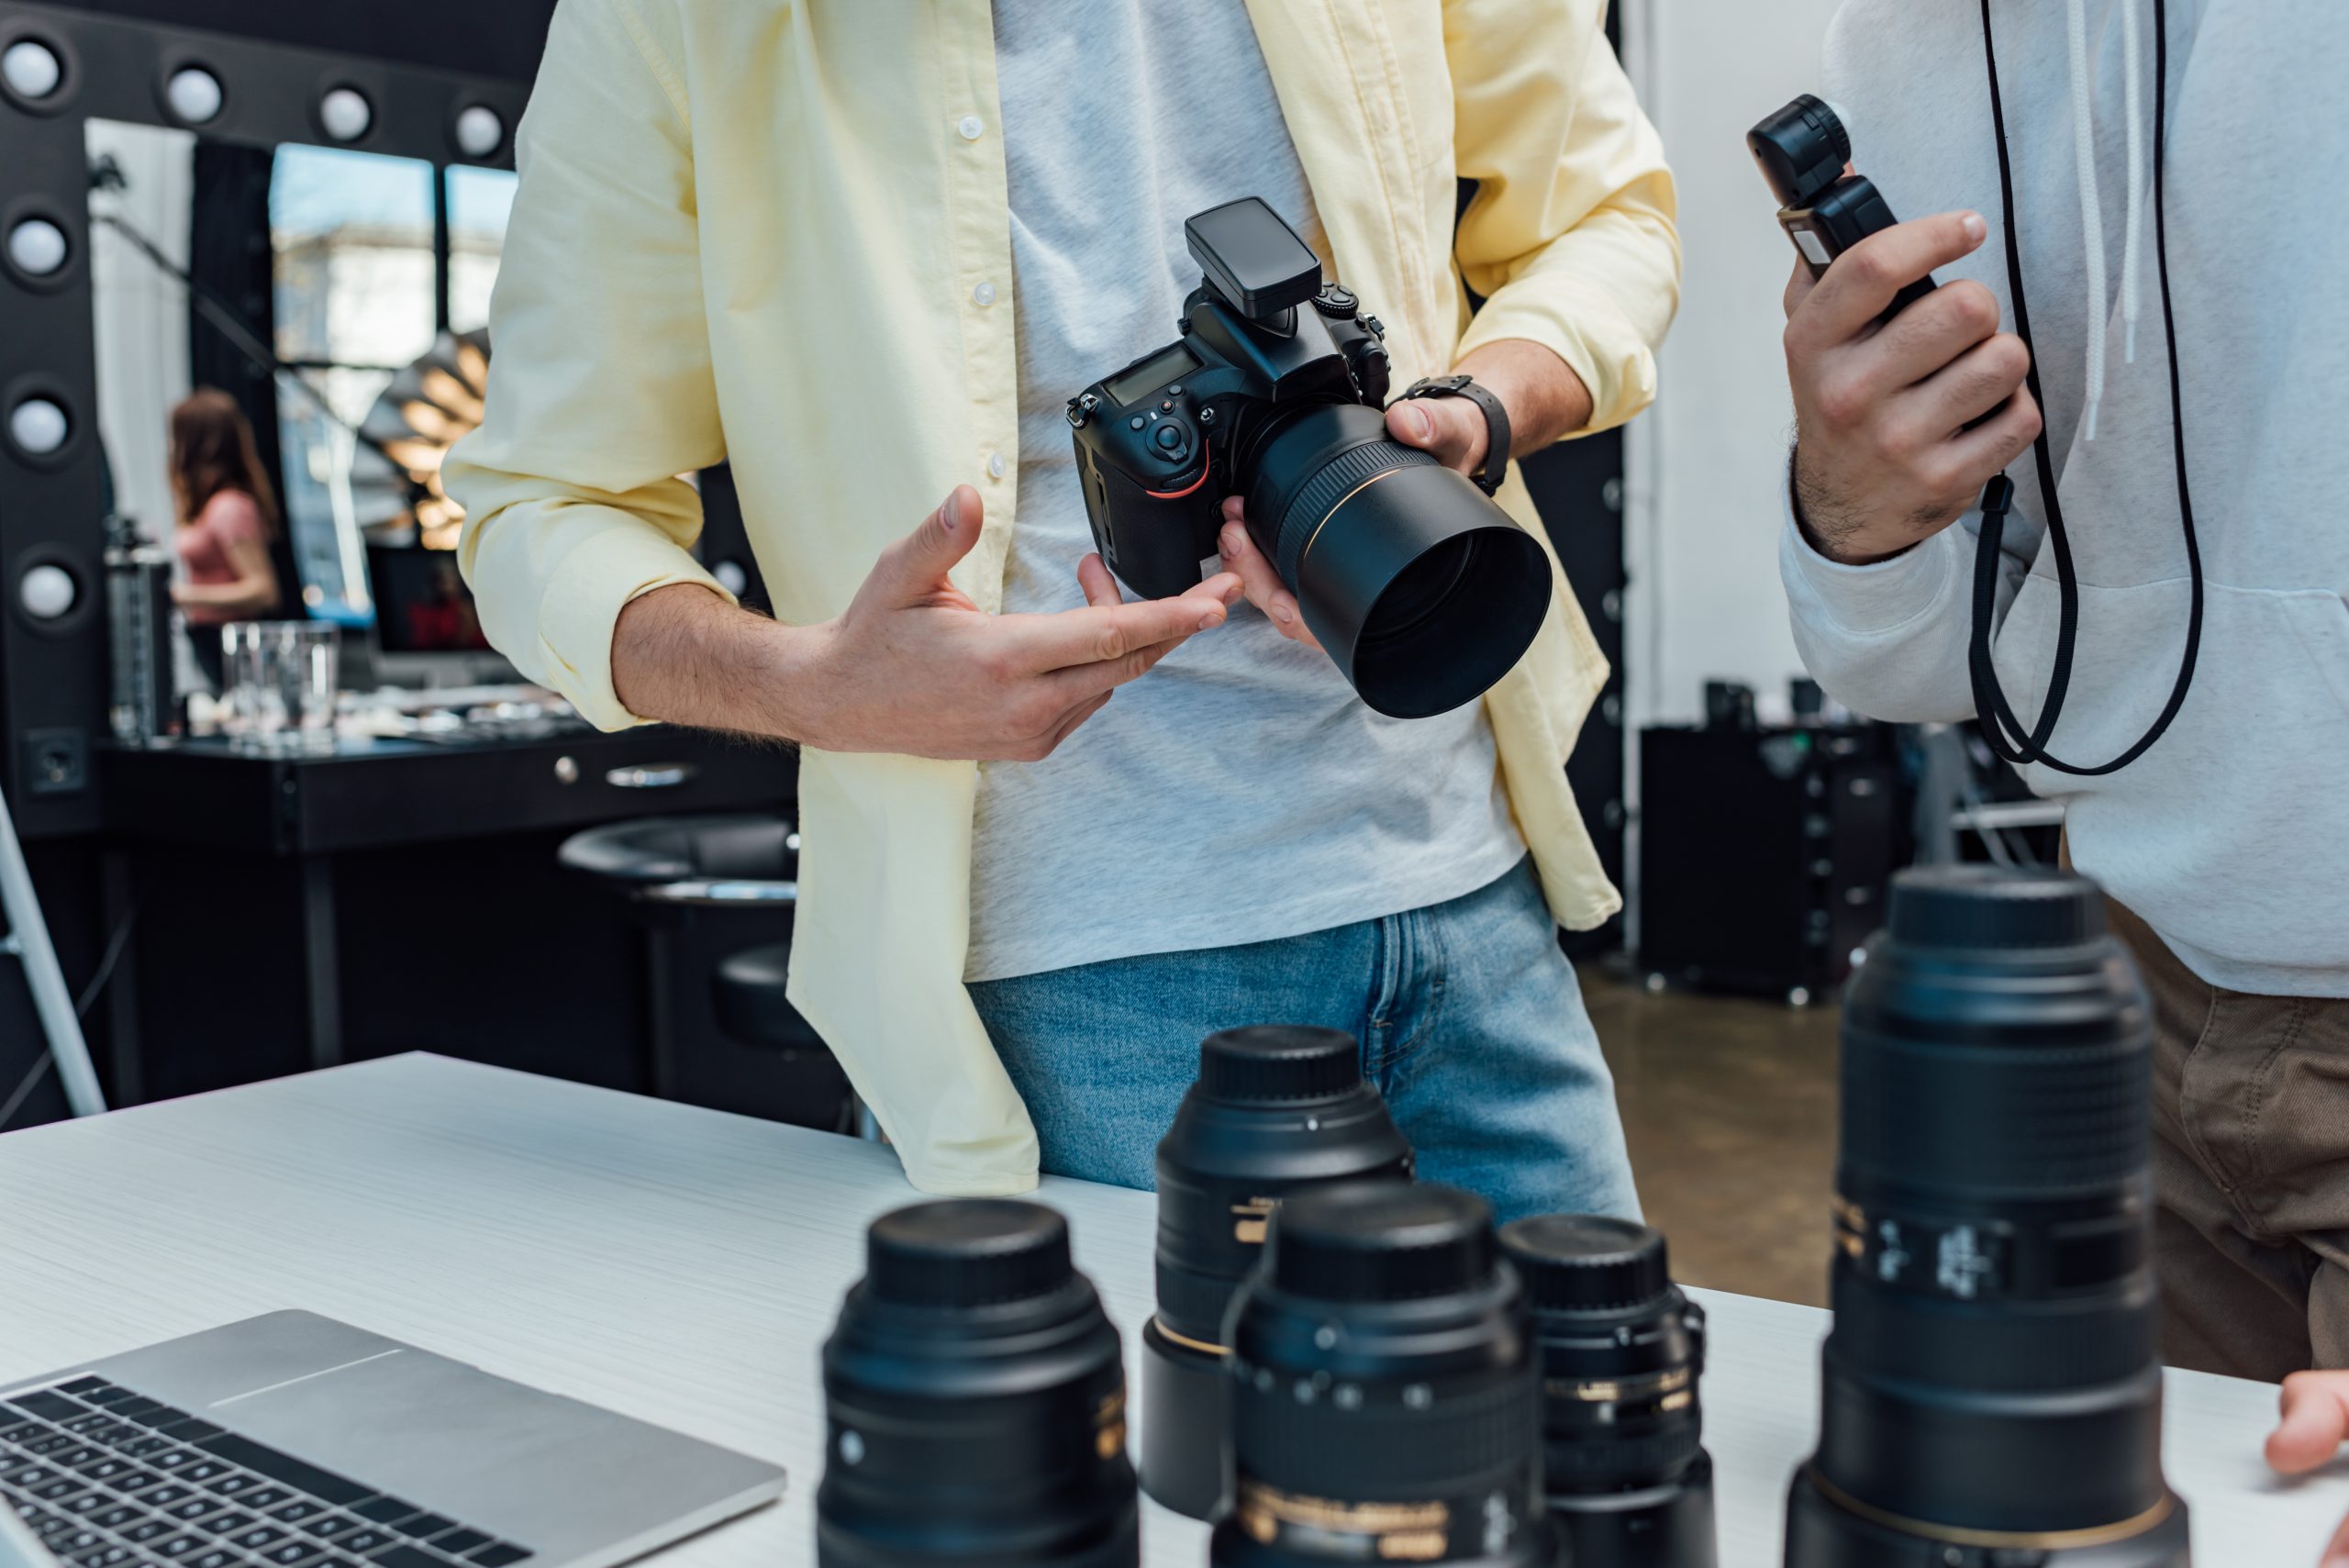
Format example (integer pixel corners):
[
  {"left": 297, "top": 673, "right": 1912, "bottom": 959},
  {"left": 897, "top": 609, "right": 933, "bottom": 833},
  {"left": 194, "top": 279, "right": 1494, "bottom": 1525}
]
[{"left": 1969, "top": 0, "right": 2202, "bottom": 776}]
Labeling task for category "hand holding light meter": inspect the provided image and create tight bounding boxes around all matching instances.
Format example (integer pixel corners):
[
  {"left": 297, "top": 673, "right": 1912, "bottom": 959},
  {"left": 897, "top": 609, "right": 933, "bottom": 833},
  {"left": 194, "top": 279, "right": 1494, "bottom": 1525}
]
[{"left": 1748, "top": 95, "right": 2041, "bottom": 567}]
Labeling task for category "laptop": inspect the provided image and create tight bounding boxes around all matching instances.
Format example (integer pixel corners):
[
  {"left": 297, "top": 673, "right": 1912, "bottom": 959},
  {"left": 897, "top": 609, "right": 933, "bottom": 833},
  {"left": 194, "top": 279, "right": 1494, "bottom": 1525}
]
[{"left": 0, "top": 1313, "right": 785, "bottom": 1568}]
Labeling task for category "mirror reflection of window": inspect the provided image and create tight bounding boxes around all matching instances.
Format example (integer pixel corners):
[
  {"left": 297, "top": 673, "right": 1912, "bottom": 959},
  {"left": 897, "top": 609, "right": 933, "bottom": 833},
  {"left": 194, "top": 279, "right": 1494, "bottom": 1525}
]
[
  {"left": 271, "top": 144, "right": 437, "bottom": 624},
  {"left": 446, "top": 164, "right": 517, "bottom": 337},
  {"left": 84, "top": 119, "right": 196, "bottom": 550}
]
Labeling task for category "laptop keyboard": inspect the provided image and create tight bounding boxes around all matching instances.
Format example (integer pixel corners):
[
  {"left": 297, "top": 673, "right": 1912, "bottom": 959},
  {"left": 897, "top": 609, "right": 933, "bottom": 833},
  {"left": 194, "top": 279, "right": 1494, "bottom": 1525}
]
[{"left": 0, "top": 1379, "right": 535, "bottom": 1568}]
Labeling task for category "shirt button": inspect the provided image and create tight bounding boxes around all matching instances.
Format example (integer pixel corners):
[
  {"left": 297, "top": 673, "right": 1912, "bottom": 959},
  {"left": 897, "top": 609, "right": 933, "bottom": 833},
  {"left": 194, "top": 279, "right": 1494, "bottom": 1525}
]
[
  {"left": 971, "top": 281, "right": 996, "bottom": 306},
  {"left": 957, "top": 114, "right": 985, "bottom": 140},
  {"left": 987, "top": 452, "right": 1008, "bottom": 480}
]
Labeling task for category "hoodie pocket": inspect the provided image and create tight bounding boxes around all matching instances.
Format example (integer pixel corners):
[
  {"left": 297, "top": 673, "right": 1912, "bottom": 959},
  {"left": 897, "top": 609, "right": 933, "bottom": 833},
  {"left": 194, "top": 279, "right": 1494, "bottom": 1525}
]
[
  {"left": 2281, "top": 590, "right": 2349, "bottom": 721},
  {"left": 1994, "top": 577, "right": 2349, "bottom": 979}
]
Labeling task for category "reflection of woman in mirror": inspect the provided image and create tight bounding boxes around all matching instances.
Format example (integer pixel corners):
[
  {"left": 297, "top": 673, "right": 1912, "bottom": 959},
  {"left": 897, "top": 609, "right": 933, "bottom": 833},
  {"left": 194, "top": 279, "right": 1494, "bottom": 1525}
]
[{"left": 168, "top": 388, "right": 283, "bottom": 686}]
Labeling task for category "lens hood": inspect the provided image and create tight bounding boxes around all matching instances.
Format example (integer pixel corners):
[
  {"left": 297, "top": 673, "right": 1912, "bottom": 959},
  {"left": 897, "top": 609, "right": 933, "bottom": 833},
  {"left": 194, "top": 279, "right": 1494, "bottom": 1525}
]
[{"left": 1245, "top": 404, "right": 1550, "bottom": 718}]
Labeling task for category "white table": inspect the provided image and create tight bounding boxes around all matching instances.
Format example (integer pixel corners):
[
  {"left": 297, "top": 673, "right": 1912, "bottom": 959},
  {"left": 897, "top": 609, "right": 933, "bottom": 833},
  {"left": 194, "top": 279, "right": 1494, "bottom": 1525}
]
[{"left": 0, "top": 1055, "right": 2338, "bottom": 1567}]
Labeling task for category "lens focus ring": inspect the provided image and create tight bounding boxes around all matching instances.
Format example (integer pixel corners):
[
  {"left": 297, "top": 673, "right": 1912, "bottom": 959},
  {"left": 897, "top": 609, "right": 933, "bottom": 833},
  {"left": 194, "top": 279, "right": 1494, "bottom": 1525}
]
[
  {"left": 1840, "top": 1030, "right": 2152, "bottom": 1191},
  {"left": 1230, "top": 1372, "right": 1540, "bottom": 1500},
  {"left": 1542, "top": 1418, "right": 1703, "bottom": 1486},
  {"left": 1830, "top": 1273, "right": 2159, "bottom": 1390},
  {"left": 1269, "top": 439, "right": 1437, "bottom": 587}
]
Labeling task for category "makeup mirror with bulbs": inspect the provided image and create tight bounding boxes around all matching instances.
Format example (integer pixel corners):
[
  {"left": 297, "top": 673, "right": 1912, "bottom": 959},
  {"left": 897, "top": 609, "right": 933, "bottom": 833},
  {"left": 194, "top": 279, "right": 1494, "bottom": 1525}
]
[
  {"left": 0, "top": 2, "right": 529, "bottom": 827},
  {"left": 85, "top": 117, "right": 513, "bottom": 662}
]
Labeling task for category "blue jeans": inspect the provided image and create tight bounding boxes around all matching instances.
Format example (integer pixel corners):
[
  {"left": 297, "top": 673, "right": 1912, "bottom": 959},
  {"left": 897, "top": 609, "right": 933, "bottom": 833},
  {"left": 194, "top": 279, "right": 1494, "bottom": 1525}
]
[{"left": 966, "top": 856, "right": 1639, "bottom": 1226}]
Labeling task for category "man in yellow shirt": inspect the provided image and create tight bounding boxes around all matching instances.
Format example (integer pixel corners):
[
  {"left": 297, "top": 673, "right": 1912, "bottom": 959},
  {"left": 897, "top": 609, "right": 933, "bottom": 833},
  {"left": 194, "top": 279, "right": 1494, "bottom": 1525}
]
[{"left": 447, "top": 0, "right": 1679, "bottom": 1209}]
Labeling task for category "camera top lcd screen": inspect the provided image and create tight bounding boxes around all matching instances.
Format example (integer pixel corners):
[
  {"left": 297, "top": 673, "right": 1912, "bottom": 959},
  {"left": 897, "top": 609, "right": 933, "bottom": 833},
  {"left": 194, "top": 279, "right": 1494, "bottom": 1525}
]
[{"left": 1104, "top": 344, "right": 1200, "bottom": 406}]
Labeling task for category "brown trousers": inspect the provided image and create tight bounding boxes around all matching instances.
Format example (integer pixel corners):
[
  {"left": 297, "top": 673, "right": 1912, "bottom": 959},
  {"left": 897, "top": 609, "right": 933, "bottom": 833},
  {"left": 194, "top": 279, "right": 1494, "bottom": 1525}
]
[{"left": 2111, "top": 898, "right": 2349, "bottom": 1381}]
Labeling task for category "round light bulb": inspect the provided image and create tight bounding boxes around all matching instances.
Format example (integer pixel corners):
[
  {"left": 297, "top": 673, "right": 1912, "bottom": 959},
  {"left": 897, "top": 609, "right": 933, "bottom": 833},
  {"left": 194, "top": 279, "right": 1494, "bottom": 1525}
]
[
  {"left": 7, "top": 218, "right": 67, "bottom": 277},
  {"left": 18, "top": 563, "right": 74, "bottom": 620},
  {"left": 453, "top": 105, "right": 504, "bottom": 158},
  {"left": 2, "top": 39, "right": 61, "bottom": 100},
  {"left": 318, "top": 86, "right": 372, "bottom": 142},
  {"left": 164, "top": 66, "right": 223, "bottom": 124},
  {"left": 9, "top": 397, "right": 68, "bottom": 456}
]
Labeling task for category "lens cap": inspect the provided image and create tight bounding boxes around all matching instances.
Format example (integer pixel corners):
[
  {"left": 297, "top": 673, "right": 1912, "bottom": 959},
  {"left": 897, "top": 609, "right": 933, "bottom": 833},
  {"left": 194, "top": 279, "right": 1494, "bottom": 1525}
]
[
  {"left": 865, "top": 1199, "right": 1074, "bottom": 1308},
  {"left": 1887, "top": 865, "right": 2107, "bottom": 952},
  {"left": 1500, "top": 1215, "right": 1671, "bottom": 1313},
  {"left": 1269, "top": 1183, "right": 1496, "bottom": 1303},
  {"left": 1197, "top": 1025, "right": 1362, "bottom": 1103}
]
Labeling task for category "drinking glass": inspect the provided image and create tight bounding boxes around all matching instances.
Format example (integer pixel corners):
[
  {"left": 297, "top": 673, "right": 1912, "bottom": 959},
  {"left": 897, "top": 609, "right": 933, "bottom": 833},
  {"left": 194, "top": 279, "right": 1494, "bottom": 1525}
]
[
  {"left": 228, "top": 621, "right": 340, "bottom": 751},
  {"left": 218, "top": 621, "right": 261, "bottom": 738}
]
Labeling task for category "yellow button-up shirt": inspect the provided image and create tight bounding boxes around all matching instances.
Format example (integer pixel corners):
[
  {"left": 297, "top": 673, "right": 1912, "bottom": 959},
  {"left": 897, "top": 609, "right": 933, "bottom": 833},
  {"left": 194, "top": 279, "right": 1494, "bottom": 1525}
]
[{"left": 447, "top": 0, "right": 1679, "bottom": 1195}]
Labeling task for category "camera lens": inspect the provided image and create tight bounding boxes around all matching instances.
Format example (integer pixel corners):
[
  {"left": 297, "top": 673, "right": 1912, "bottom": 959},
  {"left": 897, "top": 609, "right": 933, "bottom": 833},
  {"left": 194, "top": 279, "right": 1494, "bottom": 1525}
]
[
  {"left": 1241, "top": 404, "right": 1550, "bottom": 719},
  {"left": 1212, "top": 1183, "right": 1558, "bottom": 1568},
  {"left": 1785, "top": 867, "right": 2190, "bottom": 1567},
  {"left": 1501, "top": 1216, "right": 1717, "bottom": 1568},
  {"left": 818, "top": 1200, "right": 1138, "bottom": 1568},
  {"left": 1143, "top": 1026, "right": 1415, "bottom": 1520}
]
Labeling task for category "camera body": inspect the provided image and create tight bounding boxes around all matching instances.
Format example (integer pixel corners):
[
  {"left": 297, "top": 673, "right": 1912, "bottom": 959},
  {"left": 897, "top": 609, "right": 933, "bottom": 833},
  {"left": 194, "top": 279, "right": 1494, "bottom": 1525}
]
[{"left": 1067, "top": 197, "right": 1393, "bottom": 601}]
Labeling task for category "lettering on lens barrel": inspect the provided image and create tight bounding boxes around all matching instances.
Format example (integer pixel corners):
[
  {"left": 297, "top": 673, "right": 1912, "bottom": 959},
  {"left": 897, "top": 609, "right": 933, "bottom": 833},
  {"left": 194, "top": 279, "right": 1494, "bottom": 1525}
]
[
  {"left": 1066, "top": 195, "right": 1551, "bottom": 719},
  {"left": 1211, "top": 1183, "right": 1559, "bottom": 1568},
  {"left": 1501, "top": 1217, "right": 1717, "bottom": 1568},
  {"left": 816, "top": 1200, "right": 1139, "bottom": 1568},
  {"left": 1785, "top": 867, "right": 2191, "bottom": 1567},
  {"left": 1142, "top": 1026, "right": 1414, "bottom": 1520}
]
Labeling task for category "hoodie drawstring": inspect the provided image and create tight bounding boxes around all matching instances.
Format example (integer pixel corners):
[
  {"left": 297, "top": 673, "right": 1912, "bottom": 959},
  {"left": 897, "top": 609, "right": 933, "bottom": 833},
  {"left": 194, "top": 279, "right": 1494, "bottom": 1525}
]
[
  {"left": 2064, "top": 0, "right": 2109, "bottom": 440},
  {"left": 2119, "top": 0, "right": 2145, "bottom": 367},
  {"left": 2066, "top": 0, "right": 2150, "bottom": 439}
]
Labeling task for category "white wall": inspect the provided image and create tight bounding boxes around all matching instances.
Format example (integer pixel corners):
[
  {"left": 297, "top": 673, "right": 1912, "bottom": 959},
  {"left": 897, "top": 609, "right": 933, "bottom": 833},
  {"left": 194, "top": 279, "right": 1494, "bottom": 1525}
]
[{"left": 1621, "top": 0, "right": 1843, "bottom": 728}]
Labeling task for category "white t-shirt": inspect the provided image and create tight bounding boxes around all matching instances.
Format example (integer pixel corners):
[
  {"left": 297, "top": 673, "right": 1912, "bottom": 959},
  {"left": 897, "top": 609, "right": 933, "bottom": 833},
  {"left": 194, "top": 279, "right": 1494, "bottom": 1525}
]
[{"left": 963, "top": 0, "right": 1526, "bottom": 983}]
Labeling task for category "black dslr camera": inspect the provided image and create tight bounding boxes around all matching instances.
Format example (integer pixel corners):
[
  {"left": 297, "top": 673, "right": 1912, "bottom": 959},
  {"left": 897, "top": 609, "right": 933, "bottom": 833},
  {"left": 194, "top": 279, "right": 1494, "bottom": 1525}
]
[{"left": 1067, "top": 197, "right": 1549, "bottom": 719}]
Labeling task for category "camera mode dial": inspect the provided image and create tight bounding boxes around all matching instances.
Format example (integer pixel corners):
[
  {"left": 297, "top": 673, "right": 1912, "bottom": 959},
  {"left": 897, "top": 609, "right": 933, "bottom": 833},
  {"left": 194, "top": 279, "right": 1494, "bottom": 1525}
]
[{"left": 1311, "top": 284, "right": 1359, "bottom": 318}]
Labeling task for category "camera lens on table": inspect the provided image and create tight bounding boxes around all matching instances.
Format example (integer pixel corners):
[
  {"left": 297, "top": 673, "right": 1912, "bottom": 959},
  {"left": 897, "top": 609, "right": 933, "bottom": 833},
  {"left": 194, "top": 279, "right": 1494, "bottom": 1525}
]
[
  {"left": 1501, "top": 1216, "right": 1716, "bottom": 1568},
  {"left": 1143, "top": 1025, "right": 1415, "bottom": 1520},
  {"left": 818, "top": 1199, "right": 1137, "bottom": 1568},
  {"left": 1785, "top": 866, "right": 2191, "bottom": 1567},
  {"left": 1212, "top": 1182, "right": 1558, "bottom": 1568}
]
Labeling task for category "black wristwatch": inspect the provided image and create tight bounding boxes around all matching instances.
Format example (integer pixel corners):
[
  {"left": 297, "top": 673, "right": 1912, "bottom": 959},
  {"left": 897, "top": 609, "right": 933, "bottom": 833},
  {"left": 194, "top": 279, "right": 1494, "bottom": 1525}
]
[{"left": 1397, "top": 374, "right": 1511, "bottom": 495}]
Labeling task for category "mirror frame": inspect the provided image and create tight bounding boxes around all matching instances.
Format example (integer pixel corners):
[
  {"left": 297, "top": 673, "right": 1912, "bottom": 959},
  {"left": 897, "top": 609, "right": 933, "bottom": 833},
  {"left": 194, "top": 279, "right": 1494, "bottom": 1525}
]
[{"left": 0, "top": 0, "right": 528, "bottom": 835}]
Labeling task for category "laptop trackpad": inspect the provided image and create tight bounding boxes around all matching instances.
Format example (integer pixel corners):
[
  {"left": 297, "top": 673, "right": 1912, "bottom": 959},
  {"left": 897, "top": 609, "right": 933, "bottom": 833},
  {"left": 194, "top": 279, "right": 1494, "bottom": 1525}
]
[{"left": 217, "top": 1340, "right": 777, "bottom": 1559}]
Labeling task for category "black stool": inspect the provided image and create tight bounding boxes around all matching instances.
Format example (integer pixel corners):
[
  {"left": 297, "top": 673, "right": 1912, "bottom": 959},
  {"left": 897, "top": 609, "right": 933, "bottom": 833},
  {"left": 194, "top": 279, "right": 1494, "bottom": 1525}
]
[{"left": 558, "top": 812, "right": 859, "bottom": 1132}]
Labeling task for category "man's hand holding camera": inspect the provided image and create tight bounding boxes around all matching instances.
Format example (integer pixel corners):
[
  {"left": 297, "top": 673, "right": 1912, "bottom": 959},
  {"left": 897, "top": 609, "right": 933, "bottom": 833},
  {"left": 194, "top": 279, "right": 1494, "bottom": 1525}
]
[
  {"left": 1783, "top": 210, "right": 2044, "bottom": 565},
  {"left": 1219, "top": 338, "right": 1593, "bottom": 651}
]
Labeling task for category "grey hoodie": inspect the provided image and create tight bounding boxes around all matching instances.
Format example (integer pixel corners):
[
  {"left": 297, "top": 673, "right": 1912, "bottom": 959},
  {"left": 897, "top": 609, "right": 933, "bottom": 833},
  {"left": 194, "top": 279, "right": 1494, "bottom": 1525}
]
[{"left": 1780, "top": 0, "right": 2349, "bottom": 996}]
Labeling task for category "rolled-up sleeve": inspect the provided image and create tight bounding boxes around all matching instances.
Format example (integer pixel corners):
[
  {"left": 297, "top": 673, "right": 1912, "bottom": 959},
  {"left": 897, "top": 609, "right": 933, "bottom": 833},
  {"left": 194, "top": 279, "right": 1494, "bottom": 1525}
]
[
  {"left": 443, "top": 0, "right": 731, "bottom": 730},
  {"left": 1444, "top": 0, "right": 1680, "bottom": 435}
]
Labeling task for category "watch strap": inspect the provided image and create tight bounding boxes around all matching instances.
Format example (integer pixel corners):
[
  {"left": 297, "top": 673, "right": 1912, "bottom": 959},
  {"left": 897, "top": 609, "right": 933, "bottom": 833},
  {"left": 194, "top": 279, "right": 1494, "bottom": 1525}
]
[{"left": 1399, "top": 374, "right": 1511, "bottom": 495}]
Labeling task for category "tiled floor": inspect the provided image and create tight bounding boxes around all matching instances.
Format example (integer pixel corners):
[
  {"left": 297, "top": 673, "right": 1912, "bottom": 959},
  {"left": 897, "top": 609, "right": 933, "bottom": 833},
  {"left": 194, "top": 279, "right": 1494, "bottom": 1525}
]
[{"left": 1581, "top": 962, "right": 1841, "bottom": 1308}]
